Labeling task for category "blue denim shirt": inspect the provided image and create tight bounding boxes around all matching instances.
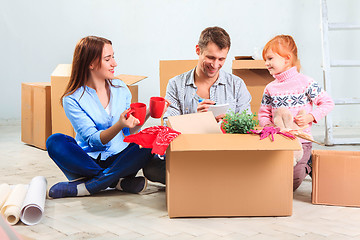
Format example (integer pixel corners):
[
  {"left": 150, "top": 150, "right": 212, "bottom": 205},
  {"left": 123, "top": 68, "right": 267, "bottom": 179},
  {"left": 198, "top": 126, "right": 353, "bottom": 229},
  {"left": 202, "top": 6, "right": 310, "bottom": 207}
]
[{"left": 63, "top": 79, "right": 131, "bottom": 160}]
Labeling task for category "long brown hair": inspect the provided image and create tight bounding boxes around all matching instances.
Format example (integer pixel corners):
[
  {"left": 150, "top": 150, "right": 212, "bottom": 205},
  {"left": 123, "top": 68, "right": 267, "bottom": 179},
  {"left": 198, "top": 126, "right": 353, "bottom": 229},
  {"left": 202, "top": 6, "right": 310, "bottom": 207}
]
[
  {"left": 262, "top": 35, "right": 301, "bottom": 71},
  {"left": 61, "top": 36, "right": 112, "bottom": 105}
]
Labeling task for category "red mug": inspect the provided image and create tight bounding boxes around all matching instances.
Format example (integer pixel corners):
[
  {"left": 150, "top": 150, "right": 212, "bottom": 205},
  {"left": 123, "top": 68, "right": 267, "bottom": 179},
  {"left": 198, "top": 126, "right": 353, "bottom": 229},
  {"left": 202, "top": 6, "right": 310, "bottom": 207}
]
[
  {"left": 129, "top": 102, "right": 147, "bottom": 125},
  {"left": 150, "top": 97, "right": 166, "bottom": 118}
]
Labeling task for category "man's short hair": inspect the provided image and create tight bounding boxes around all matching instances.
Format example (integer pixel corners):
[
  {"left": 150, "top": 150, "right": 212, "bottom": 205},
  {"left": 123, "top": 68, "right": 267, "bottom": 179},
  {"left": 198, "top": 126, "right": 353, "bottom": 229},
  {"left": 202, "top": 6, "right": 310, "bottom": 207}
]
[{"left": 198, "top": 26, "right": 231, "bottom": 52}]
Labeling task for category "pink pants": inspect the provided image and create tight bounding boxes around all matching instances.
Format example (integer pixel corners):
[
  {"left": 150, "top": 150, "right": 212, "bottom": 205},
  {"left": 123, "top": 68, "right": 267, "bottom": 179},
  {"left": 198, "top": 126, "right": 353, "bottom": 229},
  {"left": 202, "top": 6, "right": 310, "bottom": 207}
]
[{"left": 293, "top": 142, "right": 312, "bottom": 191}]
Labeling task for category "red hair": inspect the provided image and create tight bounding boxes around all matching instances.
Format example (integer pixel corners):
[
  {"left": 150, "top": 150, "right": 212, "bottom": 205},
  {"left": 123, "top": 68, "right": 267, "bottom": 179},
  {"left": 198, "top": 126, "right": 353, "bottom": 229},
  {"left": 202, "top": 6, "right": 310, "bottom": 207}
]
[{"left": 262, "top": 35, "right": 301, "bottom": 71}]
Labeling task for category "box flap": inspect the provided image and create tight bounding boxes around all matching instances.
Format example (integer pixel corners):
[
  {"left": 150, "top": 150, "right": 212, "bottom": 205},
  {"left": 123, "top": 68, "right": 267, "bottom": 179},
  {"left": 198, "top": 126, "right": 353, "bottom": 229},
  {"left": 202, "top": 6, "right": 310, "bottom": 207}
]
[
  {"left": 51, "top": 64, "right": 146, "bottom": 85},
  {"left": 170, "top": 134, "right": 302, "bottom": 151},
  {"left": 114, "top": 74, "right": 147, "bottom": 85},
  {"left": 313, "top": 150, "right": 360, "bottom": 157},
  {"left": 23, "top": 82, "right": 51, "bottom": 87},
  {"left": 234, "top": 56, "right": 253, "bottom": 60},
  {"left": 167, "top": 112, "right": 222, "bottom": 134},
  {"left": 51, "top": 64, "right": 71, "bottom": 77},
  {"left": 232, "top": 59, "right": 267, "bottom": 69}
]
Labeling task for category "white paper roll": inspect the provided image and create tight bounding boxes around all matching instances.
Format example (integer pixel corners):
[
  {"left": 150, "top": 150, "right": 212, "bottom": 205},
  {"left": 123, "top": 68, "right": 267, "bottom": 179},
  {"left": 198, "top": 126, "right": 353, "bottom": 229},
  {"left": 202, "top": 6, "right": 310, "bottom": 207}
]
[
  {"left": 20, "top": 176, "right": 47, "bottom": 225},
  {"left": 1, "top": 184, "right": 28, "bottom": 225},
  {"left": 0, "top": 183, "right": 11, "bottom": 209}
]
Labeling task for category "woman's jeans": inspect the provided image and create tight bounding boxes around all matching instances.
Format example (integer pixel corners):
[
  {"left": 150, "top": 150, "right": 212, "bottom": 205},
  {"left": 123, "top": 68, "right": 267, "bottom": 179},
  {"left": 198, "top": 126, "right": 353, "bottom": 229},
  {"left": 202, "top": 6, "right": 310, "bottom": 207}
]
[{"left": 46, "top": 133, "right": 153, "bottom": 194}]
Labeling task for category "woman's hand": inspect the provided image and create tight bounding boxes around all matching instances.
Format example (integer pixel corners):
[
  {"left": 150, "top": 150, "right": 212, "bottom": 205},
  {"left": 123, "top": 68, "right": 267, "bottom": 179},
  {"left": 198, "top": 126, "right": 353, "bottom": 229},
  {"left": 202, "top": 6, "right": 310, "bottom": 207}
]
[
  {"left": 197, "top": 100, "right": 215, "bottom": 113},
  {"left": 294, "top": 113, "right": 314, "bottom": 128},
  {"left": 163, "top": 99, "right": 171, "bottom": 115},
  {"left": 100, "top": 109, "right": 139, "bottom": 144},
  {"left": 119, "top": 109, "right": 140, "bottom": 129}
]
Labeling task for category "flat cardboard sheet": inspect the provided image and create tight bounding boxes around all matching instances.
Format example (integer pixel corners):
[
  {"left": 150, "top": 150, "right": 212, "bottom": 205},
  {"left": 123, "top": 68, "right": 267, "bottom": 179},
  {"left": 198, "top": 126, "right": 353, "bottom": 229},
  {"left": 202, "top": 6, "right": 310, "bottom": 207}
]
[{"left": 167, "top": 112, "right": 222, "bottom": 134}]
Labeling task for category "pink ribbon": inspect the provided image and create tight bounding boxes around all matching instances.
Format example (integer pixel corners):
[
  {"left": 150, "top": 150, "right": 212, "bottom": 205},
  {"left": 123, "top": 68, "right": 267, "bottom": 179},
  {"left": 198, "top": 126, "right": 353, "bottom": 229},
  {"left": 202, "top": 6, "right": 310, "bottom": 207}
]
[{"left": 249, "top": 127, "right": 296, "bottom": 141}]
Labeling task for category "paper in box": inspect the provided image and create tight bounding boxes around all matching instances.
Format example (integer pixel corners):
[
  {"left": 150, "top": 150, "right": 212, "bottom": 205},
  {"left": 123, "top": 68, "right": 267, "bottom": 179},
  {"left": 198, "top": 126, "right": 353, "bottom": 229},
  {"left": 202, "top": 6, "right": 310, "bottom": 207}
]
[
  {"left": 50, "top": 64, "right": 146, "bottom": 137},
  {"left": 166, "top": 112, "right": 301, "bottom": 218},
  {"left": 21, "top": 82, "right": 52, "bottom": 150},
  {"left": 312, "top": 150, "right": 360, "bottom": 207},
  {"left": 232, "top": 57, "right": 273, "bottom": 116}
]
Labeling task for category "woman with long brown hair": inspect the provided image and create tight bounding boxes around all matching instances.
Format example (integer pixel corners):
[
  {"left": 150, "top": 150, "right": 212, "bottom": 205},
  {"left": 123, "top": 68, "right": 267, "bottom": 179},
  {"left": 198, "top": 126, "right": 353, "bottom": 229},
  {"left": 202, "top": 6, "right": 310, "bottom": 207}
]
[{"left": 46, "top": 36, "right": 158, "bottom": 198}]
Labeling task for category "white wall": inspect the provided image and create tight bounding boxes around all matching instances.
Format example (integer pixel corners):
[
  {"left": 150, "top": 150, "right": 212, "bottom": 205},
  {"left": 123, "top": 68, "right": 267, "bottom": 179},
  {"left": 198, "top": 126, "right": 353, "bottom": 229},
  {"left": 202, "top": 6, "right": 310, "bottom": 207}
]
[{"left": 1, "top": 0, "right": 359, "bottom": 127}]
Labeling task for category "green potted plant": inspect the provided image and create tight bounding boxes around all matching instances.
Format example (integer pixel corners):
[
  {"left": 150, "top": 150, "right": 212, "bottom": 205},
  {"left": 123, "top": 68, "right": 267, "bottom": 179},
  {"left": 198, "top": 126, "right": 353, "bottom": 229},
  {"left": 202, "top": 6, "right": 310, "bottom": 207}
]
[{"left": 221, "top": 110, "right": 258, "bottom": 134}]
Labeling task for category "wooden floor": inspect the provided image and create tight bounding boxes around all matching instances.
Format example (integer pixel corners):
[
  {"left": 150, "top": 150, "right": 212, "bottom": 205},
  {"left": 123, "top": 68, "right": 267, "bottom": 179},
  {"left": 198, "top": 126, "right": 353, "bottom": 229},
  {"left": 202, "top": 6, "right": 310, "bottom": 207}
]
[{"left": 1, "top": 124, "right": 360, "bottom": 240}]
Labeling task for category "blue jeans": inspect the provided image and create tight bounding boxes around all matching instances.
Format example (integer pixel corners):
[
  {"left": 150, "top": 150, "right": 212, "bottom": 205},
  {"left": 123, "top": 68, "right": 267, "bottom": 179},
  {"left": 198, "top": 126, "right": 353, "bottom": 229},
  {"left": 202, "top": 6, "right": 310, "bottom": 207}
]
[{"left": 46, "top": 133, "right": 153, "bottom": 194}]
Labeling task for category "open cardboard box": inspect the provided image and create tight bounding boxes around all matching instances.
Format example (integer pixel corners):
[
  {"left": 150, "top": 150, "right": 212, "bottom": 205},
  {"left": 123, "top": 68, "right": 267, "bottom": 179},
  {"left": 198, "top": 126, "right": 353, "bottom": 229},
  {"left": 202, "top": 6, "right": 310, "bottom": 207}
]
[
  {"left": 312, "top": 150, "right": 360, "bottom": 207},
  {"left": 166, "top": 112, "right": 301, "bottom": 218},
  {"left": 232, "top": 57, "right": 273, "bottom": 116},
  {"left": 51, "top": 64, "right": 146, "bottom": 137}
]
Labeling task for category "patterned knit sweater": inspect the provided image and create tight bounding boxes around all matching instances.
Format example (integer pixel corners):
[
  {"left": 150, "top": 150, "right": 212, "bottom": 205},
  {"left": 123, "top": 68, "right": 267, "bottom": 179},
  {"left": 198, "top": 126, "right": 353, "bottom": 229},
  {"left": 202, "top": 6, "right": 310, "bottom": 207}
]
[{"left": 258, "top": 67, "right": 334, "bottom": 143}]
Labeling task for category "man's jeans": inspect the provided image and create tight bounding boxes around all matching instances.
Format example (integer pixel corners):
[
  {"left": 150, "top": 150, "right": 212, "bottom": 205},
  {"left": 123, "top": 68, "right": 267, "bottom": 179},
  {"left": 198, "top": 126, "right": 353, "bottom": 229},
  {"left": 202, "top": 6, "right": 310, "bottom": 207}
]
[{"left": 143, "top": 154, "right": 166, "bottom": 185}]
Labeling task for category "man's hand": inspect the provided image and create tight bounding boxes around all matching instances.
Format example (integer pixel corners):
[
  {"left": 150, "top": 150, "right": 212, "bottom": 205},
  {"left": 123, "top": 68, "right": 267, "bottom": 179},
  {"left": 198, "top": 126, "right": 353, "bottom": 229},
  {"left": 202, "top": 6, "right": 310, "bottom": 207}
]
[{"left": 197, "top": 100, "right": 215, "bottom": 113}]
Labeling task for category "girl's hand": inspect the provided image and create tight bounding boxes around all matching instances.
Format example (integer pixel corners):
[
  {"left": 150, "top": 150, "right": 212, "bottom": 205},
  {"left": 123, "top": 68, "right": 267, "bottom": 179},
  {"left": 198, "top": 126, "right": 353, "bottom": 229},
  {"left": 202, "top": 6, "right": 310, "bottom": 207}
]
[
  {"left": 294, "top": 113, "right": 314, "bottom": 127},
  {"left": 215, "top": 113, "right": 226, "bottom": 123},
  {"left": 119, "top": 109, "right": 140, "bottom": 129},
  {"left": 197, "top": 100, "right": 215, "bottom": 113}
]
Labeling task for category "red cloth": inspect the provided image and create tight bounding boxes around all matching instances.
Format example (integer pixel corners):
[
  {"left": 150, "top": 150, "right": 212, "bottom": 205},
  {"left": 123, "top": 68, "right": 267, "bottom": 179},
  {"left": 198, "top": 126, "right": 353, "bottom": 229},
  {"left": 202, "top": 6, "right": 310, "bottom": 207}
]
[{"left": 123, "top": 126, "right": 181, "bottom": 155}]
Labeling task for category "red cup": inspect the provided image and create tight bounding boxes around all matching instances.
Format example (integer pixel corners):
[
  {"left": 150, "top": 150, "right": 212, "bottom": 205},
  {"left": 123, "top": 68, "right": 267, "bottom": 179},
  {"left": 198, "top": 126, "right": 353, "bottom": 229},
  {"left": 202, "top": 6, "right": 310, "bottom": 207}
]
[
  {"left": 150, "top": 97, "right": 166, "bottom": 118},
  {"left": 129, "top": 102, "right": 147, "bottom": 125}
]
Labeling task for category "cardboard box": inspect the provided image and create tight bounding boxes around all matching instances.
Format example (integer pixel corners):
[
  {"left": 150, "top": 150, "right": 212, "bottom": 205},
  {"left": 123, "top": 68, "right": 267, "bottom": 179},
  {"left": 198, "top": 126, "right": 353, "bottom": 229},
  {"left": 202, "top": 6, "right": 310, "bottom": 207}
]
[
  {"left": 166, "top": 112, "right": 301, "bottom": 218},
  {"left": 159, "top": 58, "right": 273, "bottom": 117},
  {"left": 232, "top": 57, "right": 273, "bottom": 115},
  {"left": 159, "top": 60, "right": 198, "bottom": 98},
  {"left": 51, "top": 64, "right": 146, "bottom": 137},
  {"left": 312, "top": 150, "right": 360, "bottom": 207},
  {"left": 21, "top": 83, "right": 52, "bottom": 150}
]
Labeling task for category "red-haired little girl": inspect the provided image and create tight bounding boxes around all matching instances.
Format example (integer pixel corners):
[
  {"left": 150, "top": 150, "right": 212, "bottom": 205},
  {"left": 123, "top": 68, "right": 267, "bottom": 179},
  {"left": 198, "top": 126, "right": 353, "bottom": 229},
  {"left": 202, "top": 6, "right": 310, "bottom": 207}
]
[{"left": 258, "top": 35, "right": 334, "bottom": 191}]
